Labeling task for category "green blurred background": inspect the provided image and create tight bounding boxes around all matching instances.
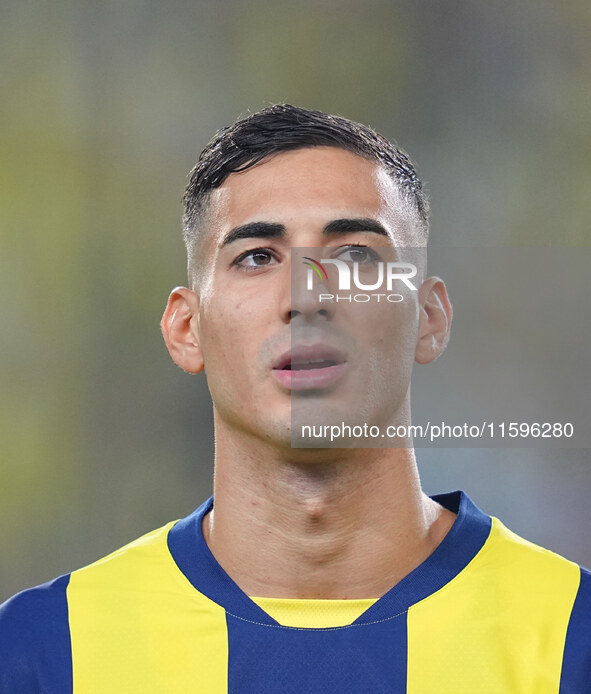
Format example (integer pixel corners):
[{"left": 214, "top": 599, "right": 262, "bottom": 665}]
[{"left": 1, "top": 0, "right": 590, "bottom": 601}]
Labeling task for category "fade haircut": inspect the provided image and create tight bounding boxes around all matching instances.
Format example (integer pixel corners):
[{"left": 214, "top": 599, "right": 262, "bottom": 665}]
[{"left": 183, "top": 104, "right": 429, "bottom": 261}]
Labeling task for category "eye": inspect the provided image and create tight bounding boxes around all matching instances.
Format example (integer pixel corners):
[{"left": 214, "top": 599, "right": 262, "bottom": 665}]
[
  {"left": 233, "top": 248, "right": 278, "bottom": 269},
  {"left": 334, "top": 245, "right": 380, "bottom": 265}
]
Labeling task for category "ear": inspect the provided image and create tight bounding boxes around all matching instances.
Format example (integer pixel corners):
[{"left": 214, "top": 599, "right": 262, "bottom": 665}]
[
  {"left": 415, "top": 277, "right": 453, "bottom": 365},
  {"left": 160, "top": 287, "right": 204, "bottom": 374}
]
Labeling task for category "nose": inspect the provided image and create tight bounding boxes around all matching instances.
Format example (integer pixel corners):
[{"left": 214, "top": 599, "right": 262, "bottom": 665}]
[
  {"left": 283, "top": 254, "right": 337, "bottom": 324},
  {"left": 288, "top": 302, "right": 334, "bottom": 322}
]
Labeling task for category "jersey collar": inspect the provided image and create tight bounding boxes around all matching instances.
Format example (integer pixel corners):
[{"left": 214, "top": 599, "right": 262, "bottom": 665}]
[{"left": 167, "top": 490, "right": 492, "bottom": 627}]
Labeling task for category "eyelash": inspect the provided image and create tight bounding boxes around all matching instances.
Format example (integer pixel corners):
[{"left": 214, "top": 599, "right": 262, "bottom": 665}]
[
  {"left": 232, "top": 247, "right": 278, "bottom": 270},
  {"left": 231, "top": 242, "right": 378, "bottom": 270},
  {"left": 330, "top": 243, "right": 380, "bottom": 263}
]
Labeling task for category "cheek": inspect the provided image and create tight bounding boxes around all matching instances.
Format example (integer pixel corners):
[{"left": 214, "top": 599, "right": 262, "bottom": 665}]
[
  {"left": 198, "top": 305, "right": 250, "bottom": 417},
  {"left": 361, "top": 301, "right": 419, "bottom": 382},
  {"left": 200, "top": 298, "right": 248, "bottom": 370},
  {"left": 197, "top": 291, "right": 274, "bottom": 398},
  {"left": 357, "top": 299, "right": 418, "bottom": 351}
]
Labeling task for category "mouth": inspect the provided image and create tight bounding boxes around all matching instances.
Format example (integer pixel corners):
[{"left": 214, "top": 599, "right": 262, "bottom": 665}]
[{"left": 272, "top": 344, "right": 347, "bottom": 390}]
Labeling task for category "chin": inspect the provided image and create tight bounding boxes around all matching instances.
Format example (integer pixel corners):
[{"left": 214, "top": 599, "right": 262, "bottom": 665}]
[{"left": 250, "top": 414, "right": 340, "bottom": 458}]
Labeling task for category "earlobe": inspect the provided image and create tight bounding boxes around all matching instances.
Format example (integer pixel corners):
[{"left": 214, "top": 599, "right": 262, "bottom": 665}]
[
  {"left": 160, "top": 287, "right": 204, "bottom": 374},
  {"left": 415, "top": 278, "right": 453, "bottom": 365}
]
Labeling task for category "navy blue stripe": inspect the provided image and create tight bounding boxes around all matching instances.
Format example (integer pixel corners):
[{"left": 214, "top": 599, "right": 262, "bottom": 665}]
[
  {"left": 226, "top": 609, "right": 407, "bottom": 694},
  {"left": 356, "top": 491, "right": 491, "bottom": 623},
  {"left": 0, "top": 574, "right": 72, "bottom": 694},
  {"left": 560, "top": 566, "right": 591, "bottom": 693}
]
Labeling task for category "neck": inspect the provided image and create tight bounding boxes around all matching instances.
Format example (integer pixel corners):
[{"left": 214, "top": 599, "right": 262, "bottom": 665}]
[{"left": 204, "top": 419, "right": 456, "bottom": 600}]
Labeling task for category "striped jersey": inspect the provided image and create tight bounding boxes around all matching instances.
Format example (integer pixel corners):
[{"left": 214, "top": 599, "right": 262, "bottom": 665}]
[{"left": 1, "top": 491, "right": 590, "bottom": 692}]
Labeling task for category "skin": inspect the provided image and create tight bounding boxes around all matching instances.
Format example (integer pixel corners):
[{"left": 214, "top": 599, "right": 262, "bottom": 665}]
[{"left": 161, "top": 146, "right": 455, "bottom": 599}]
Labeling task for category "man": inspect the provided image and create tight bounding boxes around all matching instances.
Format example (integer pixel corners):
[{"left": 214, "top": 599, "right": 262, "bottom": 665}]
[{"left": 1, "top": 104, "right": 589, "bottom": 692}]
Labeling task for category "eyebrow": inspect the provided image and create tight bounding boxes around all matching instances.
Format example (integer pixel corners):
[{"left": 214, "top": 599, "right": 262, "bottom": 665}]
[
  {"left": 221, "top": 217, "right": 390, "bottom": 248},
  {"left": 221, "top": 222, "right": 286, "bottom": 247},
  {"left": 323, "top": 218, "right": 389, "bottom": 237}
]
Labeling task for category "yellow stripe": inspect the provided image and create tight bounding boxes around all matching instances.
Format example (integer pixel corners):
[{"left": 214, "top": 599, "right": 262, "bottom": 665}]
[
  {"left": 67, "top": 522, "right": 228, "bottom": 694},
  {"left": 407, "top": 517, "right": 580, "bottom": 693},
  {"left": 251, "top": 596, "right": 377, "bottom": 628}
]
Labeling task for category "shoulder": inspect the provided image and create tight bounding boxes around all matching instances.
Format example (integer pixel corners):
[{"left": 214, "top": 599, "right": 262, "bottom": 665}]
[
  {"left": 484, "top": 516, "right": 589, "bottom": 614},
  {"left": 0, "top": 574, "right": 72, "bottom": 693},
  {"left": 487, "top": 516, "right": 582, "bottom": 581},
  {"left": 0, "top": 521, "right": 178, "bottom": 693},
  {"left": 67, "top": 520, "right": 178, "bottom": 593},
  {"left": 488, "top": 518, "right": 591, "bottom": 688}
]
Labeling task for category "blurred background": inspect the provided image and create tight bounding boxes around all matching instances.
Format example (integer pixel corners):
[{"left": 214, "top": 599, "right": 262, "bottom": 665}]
[{"left": 1, "top": 0, "right": 590, "bottom": 601}]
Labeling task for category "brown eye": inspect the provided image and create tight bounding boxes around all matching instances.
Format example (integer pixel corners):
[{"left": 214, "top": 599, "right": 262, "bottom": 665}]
[
  {"left": 234, "top": 248, "right": 278, "bottom": 269},
  {"left": 250, "top": 251, "right": 272, "bottom": 265}
]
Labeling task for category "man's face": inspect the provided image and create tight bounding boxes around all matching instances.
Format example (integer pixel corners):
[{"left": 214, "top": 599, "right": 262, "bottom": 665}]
[{"left": 187, "top": 147, "right": 428, "bottom": 449}]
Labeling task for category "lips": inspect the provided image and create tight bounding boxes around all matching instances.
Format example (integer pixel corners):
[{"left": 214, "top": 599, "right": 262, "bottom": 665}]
[{"left": 272, "top": 344, "right": 347, "bottom": 390}]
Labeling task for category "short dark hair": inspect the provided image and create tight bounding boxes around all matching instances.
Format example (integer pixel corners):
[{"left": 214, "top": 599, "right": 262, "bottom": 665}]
[{"left": 183, "top": 104, "right": 428, "bottom": 253}]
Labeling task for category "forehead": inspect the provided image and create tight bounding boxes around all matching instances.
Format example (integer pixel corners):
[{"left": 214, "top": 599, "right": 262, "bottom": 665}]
[{"left": 205, "top": 146, "right": 414, "bottom": 240}]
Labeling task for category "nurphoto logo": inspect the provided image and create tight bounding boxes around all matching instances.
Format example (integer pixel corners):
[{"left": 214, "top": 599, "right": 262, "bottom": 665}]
[{"left": 302, "top": 256, "right": 418, "bottom": 303}]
